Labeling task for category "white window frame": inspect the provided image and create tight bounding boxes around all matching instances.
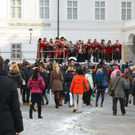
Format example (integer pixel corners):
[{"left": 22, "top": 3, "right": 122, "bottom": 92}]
[
  {"left": 121, "top": 2, "right": 132, "bottom": 20},
  {"left": 11, "top": 43, "right": 22, "bottom": 60},
  {"left": 67, "top": 1, "right": 78, "bottom": 20},
  {"left": 39, "top": 0, "right": 49, "bottom": 19},
  {"left": 95, "top": 1, "right": 105, "bottom": 20},
  {"left": 10, "top": 0, "right": 22, "bottom": 18}
]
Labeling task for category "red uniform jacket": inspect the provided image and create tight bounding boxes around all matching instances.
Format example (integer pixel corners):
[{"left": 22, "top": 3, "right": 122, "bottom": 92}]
[
  {"left": 106, "top": 45, "right": 112, "bottom": 54},
  {"left": 113, "top": 44, "right": 122, "bottom": 53},
  {"left": 100, "top": 45, "right": 107, "bottom": 54},
  {"left": 87, "top": 43, "right": 93, "bottom": 54},
  {"left": 93, "top": 42, "right": 100, "bottom": 52}
]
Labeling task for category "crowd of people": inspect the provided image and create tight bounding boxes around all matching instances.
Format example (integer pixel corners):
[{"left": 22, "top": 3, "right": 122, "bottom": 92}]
[
  {"left": 37, "top": 37, "right": 122, "bottom": 63},
  {"left": 1, "top": 55, "right": 135, "bottom": 134}
]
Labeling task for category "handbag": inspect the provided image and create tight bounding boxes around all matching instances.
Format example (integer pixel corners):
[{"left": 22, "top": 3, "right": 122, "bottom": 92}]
[
  {"left": 78, "top": 75, "right": 87, "bottom": 92},
  {"left": 102, "top": 76, "right": 109, "bottom": 88},
  {"left": 110, "top": 78, "right": 121, "bottom": 97}
]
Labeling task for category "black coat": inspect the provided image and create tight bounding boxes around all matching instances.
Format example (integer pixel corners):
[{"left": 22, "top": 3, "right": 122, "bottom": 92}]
[
  {"left": 0, "top": 69, "right": 23, "bottom": 135},
  {"left": 64, "top": 70, "right": 76, "bottom": 89}
]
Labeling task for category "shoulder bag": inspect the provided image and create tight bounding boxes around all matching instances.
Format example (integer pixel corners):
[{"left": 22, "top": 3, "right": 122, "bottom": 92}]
[
  {"left": 110, "top": 78, "right": 121, "bottom": 97},
  {"left": 78, "top": 75, "right": 87, "bottom": 92}
]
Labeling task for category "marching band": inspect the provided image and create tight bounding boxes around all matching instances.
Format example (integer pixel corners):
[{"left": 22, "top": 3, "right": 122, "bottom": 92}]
[{"left": 37, "top": 37, "right": 122, "bottom": 63}]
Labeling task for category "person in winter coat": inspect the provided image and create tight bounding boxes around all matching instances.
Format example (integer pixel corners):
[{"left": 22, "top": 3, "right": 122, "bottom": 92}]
[
  {"left": 4, "top": 59, "right": 10, "bottom": 73},
  {"left": 106, "top": 64, "right": 114, "bottom": 83},
  {"left": 39, "top": 64, "right": 49, "bottom": 105},
  {"left": 21, "top": 61, "right": 31, "bottom": 104},
  {"left": 110, "top": 66, "right": 119, "bottom": 79},
  {"left": 64, "top": 66, "right": 76, "bottom": 107},
  {"left": 94, "top": 68, "right": 107, "bottom": 107},
  {"left": 108, "top": 70, "right": 127, "bottom": 116},
  {"left": 121, "top": 68, "right": 133, "bottom": 106},
  {"left": 50, "top": 63, "right": 64, "bottom": 108},
  {"left": 70, "top": 68, "right": 89, "bottom": 113},
  {"left": 8, "top": 63, "right": 23, "bottom": 104},
  {"left": 27, "top": 67, "right": 45, "bottom": 119},
  {"left": 0, "top": 56, "right": 23, "bottom": 135},
  {"left": 84, "top": 68, "right": 94, "bottom": 106}
]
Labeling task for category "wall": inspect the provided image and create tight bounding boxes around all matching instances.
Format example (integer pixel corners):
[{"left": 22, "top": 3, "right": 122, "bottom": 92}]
[{"left": 0, "top": 0, "right": 133, "bottom": 63}]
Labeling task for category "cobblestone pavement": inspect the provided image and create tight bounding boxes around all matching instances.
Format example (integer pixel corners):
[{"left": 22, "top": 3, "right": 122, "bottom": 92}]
[{"left": 21, "top": 93, "right": 135, "bottom": 135}]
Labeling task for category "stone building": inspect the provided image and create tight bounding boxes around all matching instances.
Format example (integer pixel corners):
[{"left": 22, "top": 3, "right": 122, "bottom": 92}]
[{"left": 0, "top": 0, "right": 135, "bottom": 63}]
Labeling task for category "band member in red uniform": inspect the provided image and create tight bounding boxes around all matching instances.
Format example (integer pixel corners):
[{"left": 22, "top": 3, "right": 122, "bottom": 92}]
[
  {"left": 77, "top": 40, "right": 83, "bottom": 62},
  {"left": 58, "top": 37, "right": 64, "bottom": 62},
  {"left": 74, "top": 41, "right": 79, "bottom": 57},
  {"left": 42, "top": 37, "right": 49, "bottom": 62},
  {"left": 93, "top": 39, "right": 100, "bottom": 62},
  {"left": 64, "top": 39, "right": 69, "bottom": 59},
  {"left": 106, "top": 40, "right": 112, "bottom": 63},
  {"left": 37, "top": 38, "right": 44, "bottom": 59},
  {"left": 82, "top": 40, "right": 86, "bottom": 62},
  {"left": 54, "top": 37, "right": 60, "bottom": 61},
  {"left": 113, "top": 40, "right": 122, "bottom": 63},
  {"left": 49, "top": 38, "right": 55, "bottom": 61},
  {"left": 100, "top": 39, "right": 106, "bottom": 62},
  {"left": 87, "top": 39, "right": 93, "bottom": 62}
]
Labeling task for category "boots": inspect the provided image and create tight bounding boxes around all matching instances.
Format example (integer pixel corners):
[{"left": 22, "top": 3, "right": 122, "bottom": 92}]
[
  {"left": 42, "top": 96, "right": 44, "bottom": 105},
  {"left": 101, "top": 103, "right": 103, "bottom": 107},
  {"left": 29, "top": 105, "right": 33, "bottom": 119},
  {"left": 95, "top": 102, "right": 98, "bottom": 107},
  {"left": 38, "top": 105, "right": 43, "bottom": 118},
  {"left": 44, "top": 94, "right": 49, "bottom": 105},
  {"left": 68, "top": 102, "right": 71, "bottom": 107},
  {"left": 55, "top": 99, "right": 59, "bottom": 109},
  {"left": 59, "top": 97, "right": 63, "bottom": 106}
]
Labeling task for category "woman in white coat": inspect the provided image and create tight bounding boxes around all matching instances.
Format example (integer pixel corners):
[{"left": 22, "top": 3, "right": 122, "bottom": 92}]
[{"left": 84, "top": 68, "right": 94, "bottom": 106}]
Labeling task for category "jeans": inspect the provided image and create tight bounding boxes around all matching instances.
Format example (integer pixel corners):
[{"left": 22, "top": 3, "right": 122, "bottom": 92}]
[
  {"left": 96, "top": 90, "right": 105, "bottom": 104},
  {"left": 113, "top": 98, "right": 125, "bottom": 115}
]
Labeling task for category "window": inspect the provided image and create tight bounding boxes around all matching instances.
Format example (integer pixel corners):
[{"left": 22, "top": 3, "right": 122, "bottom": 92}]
[
  {"left": 11, "top": 43, "right": 22, "bottom": 59},
  {"left": 121, "top": 2, "right": 131, "bottom": 20},
  {"left": 11, "top": 0, "right": 21, "bottom": 18},
  {"left": 39, "top": 0, "right": 49, "bottom": 19},
  {"left": 95, "top": 1, "right": 105, "bottom": 20},
  {"left": 67, "top": 1, "right": 77, "bottom": 19}
]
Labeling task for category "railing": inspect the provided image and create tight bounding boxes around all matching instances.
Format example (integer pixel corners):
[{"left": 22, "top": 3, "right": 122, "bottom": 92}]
[{"left": 0, "top": 49, "right": 66, "bottom": 63}]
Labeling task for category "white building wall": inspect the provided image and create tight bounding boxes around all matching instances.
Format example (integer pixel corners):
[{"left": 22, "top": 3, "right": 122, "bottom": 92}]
[{"left": 0, "top": 0, "right": 134, "bottom": 62}]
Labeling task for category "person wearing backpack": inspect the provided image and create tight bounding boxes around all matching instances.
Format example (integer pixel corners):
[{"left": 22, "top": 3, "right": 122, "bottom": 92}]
[
  {"left": 85, "top": 68, "right": 94, "bottom": 106},
  {"left": 121, "top": 68, "right": 133, "bottom": 107},
  {"left": 94, "top": 68, "right": 107, "bottom": 107}
]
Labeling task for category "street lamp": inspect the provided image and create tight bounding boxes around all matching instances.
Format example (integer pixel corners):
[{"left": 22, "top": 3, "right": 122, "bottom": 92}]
[{"left": 28, "top": 28, "right": 33, "bottom": 44}]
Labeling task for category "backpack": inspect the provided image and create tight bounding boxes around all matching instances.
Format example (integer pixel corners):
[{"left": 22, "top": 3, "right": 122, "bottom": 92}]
[{"left": 125, "top": 78, "right": 130, "bottom": 90}]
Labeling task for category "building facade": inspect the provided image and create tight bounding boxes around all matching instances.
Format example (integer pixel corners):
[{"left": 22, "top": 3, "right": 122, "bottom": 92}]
[{"left": 0, "top": 0, "right": 135, "bottom": 63}]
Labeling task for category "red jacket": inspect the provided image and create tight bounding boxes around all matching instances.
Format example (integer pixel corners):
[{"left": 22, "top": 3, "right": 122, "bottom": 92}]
[{"left": 27, "top": 75, "right": 45, "bottom": 93}]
